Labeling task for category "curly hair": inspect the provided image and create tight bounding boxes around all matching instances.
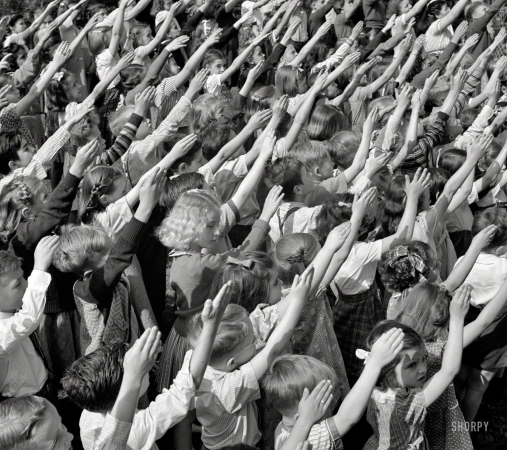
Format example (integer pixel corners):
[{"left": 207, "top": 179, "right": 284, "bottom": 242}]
[
  {"left": 472, "top": 207, "right": 507, "bottom": 253},
  {"left": 379, "top": 241, "right": 433, "bottom": 293},
  {"left": 46, "top": 69, "right": 75, "bottom": 112},
  {"left": 156, "top": 189, "right": 222, "bottom": 250},
  {"left": 210, "top": 251, "right": 275, "bottom": 314},
  {"left": 0, "top": 177, "right": 46, "bottom": 249},
  {"left": 0, "top": 131, "right": 23, "bottom": 175},
  {"left": 264, "top": 157, "right": 304, "bottom": 201},
  {"left": 68, "top": 110, "right": 100, "bottom": 155}
]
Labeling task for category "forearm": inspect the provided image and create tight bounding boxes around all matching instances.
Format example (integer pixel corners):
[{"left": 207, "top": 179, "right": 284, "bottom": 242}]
[
  {"left": 291, "top": 34, "right": 321, "bottom": 67},
  {"left": 231, "top": 153, "right": 270, "bottom": 210},
  {"left": 190, "top": 322, "right": 216, "bottom": 388},
  {"left": 442, "top": 243, "right": 481, "bottom": 292},
  {"left": 441, "top": 317, "right": 463, "bottom": 376}
]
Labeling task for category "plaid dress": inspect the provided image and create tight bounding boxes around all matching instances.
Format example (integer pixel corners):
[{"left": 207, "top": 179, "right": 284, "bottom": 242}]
[{"left": 332, "top": 281, "right": 385, "bottom": 385}]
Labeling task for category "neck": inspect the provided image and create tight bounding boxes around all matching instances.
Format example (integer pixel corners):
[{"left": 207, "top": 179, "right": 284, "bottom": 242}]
[
  {"left": 290, "top": 193, "right": 305, "bottom": 203},
  {"left": 188, "top": 242, "right": 204, "bottom": 252}
]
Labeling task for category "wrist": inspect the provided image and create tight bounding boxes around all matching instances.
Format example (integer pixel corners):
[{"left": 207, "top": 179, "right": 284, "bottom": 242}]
[{"left": 33, "top": 263, "right": 49, "bottom": 272}]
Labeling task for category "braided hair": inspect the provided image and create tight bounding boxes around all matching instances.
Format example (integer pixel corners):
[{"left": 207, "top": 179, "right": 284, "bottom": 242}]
[{"left": 78, "top": 165, "right": 124, "bottom": 224}]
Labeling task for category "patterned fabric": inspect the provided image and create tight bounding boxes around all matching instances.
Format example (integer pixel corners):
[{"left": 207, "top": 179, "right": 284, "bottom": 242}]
[
  {"left": 205, "top": 74, "right": 233, "bottom": 107},
  {"left": 0, "top": 103, "right": 35, "bottom": 146},
  {"left": 156, "top": 326, "right": 191, "bottom": 392},
  {"left": 282, "top": 286, "right": 350, "bottom": 402},
  {"left": 332, "top": 281, "right": 385, "bottom": 384},
  {"left": 275, "top": 417, "right": 344, "bottom": 450},
  {"left": 364, "top": 387, "right": 428, "bottom": 450},
  {"left": 38, "top": 310, "right": 81, "bottom": 379},
  {"left": 385, "top": 246, "right": 428, "bottom": 278},
  {"left": 425, "top": 339, "right": 473, "bottom": 450}
]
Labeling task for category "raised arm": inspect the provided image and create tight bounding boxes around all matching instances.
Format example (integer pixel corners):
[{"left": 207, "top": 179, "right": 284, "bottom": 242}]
[
  {"left": 18, "top": 0, "right": 61, "bottom": 41},
  {"left": 110, "top": 0, "right": 129, "bottom": 57},
  {"left": 274, "top": 0, "right": 299, "bottom": 42},
  {"left": 436, "top": 0, "right": 469, "bottom": 32},
  {"left": 290, "top": 20, "right": 333, "bottom": 68},
  {"left": 138, "top": 2, "right": 178, "bottom": 56}
]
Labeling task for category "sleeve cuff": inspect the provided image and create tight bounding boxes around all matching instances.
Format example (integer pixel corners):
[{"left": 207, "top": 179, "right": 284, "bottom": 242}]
[
  {"left": 325, "top": 417, "right": 342, "bottom": 442},
  {"left": 28, "top": 270, "right": 52, "bottom": 291},
  {"left": 227, "top": 199, "right": 241, "bottom": 224}
]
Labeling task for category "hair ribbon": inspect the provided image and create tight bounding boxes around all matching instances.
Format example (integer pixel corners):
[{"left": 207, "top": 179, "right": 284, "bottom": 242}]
[
  {"left": 52, "top": 72, "right": 64, "bottom": 82},
  {"left": 337, "top": 202, "right": 352, "bottom": 208},
  {"left": 355, "top": 349, "right": 370, "bottom": 365},
  {"left": 385, "top": 245, "right": 427, "bottom": 277},
  {"left": 227, "top": 256, "right": 254, "bottom": 269},
  {"left": 202, "top": 19, "right": 211, "bottom": 38}
]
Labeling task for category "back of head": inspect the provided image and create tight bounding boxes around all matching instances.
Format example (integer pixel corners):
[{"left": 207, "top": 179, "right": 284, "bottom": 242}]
[
  {"left": 60, "top": 342, "right": 127, "bottom": 412},
  {"left": 119, "top": 64, "right": 146, "bottom": 92},
  {"left": 160, "top": 172, "right": 205, "bottom": 212},
  {"left": 210, "top": 251, "right": 274, "bottom": 314},
  {"left": 245, "top": 85, "right": 276, "bottom": 123},
  {"left": 88, "top": 29, "right": 111, "bottom": 56},
  {"left": 0, "top": 178, "right": 44, "bottom": 248},
  {"left": 307, "top": 105, "right": 343, "bottom": 141},
  {"left": 290, "top": 141, "right": 332, "bottom": 172},
  {"left": 427, "top": 167, "right": 449, "bottom": 204},
  {"left": 0, "top": 131, "right": 23, "bottom": 175},
  {"left": 382, "top": 174, "right": 410, "bottom": 236},
  {"left": 274, "top": 233, "right": 319, "bottom": 285},
  {"left": 329, "top": 131, "right": 361, "bottom": 169},
  {"left": 315, "top": 194, "right": 354, "bottom": 246},
  {"left": 78, "top": 165, "right": 124, "bottom": 223},
  {"left": 473, "top": 207, "right": 507, "bottom": 253},
  {"left": 262, "top": 354, "right": 339, "bottom": 416},
  {"left": 264, "top": 157, "right": 304, "bottom": 201},
  {"left": 157, "top": 189, "right": 221, "bottom": 250},
  {"left": 275, "top": 65, "right": 301, "bottom": 97},
  {"left": 365, "top": 320, "right": 424, "bottom": 391},
  {"left": 428, "top": 75, "right": 451, "bottom": 107},
  {"left": 392, "top": 281, "right": 450, "bottom": 341},
  {"left": 187, "top": 303, "right": 250, "bottom": 364},
  {"left": 46, "top": 69, "right": 75, "bottom": 112},
  {"left": 108, "top": 106, "right": 135, "bottom": 137},
  {"left": 379, "top": 241, "right": 432, "bottom": 292},
  {"left": 160, "top": 133, "right": 203, "bottom": 173},
  {"left": 68, "top": 110, "right": 100, "bottom": 153},
  {"left": 438, "top": 149, "right": 466, "bottom": 176},
  {"left": 53, "top": 224, "right": 112, "bottom": 274},
  {"left": 0, "top": 396, "right": 49, "bottom": 450}
]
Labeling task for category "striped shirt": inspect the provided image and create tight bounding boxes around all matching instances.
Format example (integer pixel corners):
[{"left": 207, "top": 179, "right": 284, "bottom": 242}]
[
  {"left": 0, "top": 126, "right": 70, "bottom": 188},
  {"left": 275, "top": 418, "right": 344, "bottom": 450},
  {"left": 196, "top": 362, "right": 262, "bottom": 449}
]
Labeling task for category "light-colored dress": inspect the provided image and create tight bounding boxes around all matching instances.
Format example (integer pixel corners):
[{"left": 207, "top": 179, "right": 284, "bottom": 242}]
[
  {"left": 364, "top": 387, "right": 428, "bottom": 450},
  {"left": 425, "top": 339, "right": 473, "bottom": 450}
]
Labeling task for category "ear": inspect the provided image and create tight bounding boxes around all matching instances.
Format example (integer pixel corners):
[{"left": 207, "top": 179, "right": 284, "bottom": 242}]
[
  {"left": 178, "top": 162, "right": 187, "bottom": 173},
  {"left": 99, "top": 194, "right": 109, "bottom": 206},
  {"left": 226, "top": 357, "right": 236, "bottom": 370},
  {"left": 293, "top": 184, "right": 303, "bottom": 195},
  {"left": 8, "top": 160, "right": 19, "bottom": 170},
  {"left": 313, "top": 166, "right": 321, "bottom": 178}
]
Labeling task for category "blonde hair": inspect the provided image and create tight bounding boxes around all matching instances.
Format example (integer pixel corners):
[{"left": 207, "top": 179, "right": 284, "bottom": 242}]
[
  {"left": 187, "top": 303, "right": 250, "bottom": 363},
  {"left": 190, "top": 94, "right": 224, "bottom": 133},
  {"left": 53, "top": 224, "right": 113, "bottom": 274},
  {"left": 125, "top": 23, "right": 151, "bottom": 52},
  {"left": 275, "top": 65, "right": 303, "bottom": 97},
  {"left": 274, "top": 233, "right": 319, "bottom": 286},
  {"left": 290, "top": 141, "right": 332, "bottom": 172},
  {"left": 262, "top": 354, "right": 339, "bottom": 415},
  {"left": 156, "top": 189, "right": 221, "bottom": 250},
  {"left": 109, "top": 106, "right": 135, "bottom": 137},
  {"left": 88, "top": 29, "right": 112, "bottom": 56}
]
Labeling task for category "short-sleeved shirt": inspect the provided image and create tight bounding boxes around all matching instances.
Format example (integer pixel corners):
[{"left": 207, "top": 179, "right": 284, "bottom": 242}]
[
  {"left": 275, "top": 418, "right": 343, "bottom": 450},
  {"left": 334, "top": 240, "right": 383, "bottom": 295},
  {"left": 269, "top": 202, "right": 322, "bottom": 244},
  {"left": 196, "top": 362, "right": 262, "bottom": 449},
  {"left": 425, "top": 20, "right": 454, "bottom": 53}
]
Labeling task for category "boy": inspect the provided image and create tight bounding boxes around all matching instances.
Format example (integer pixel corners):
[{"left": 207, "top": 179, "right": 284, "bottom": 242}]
[
  {"left": 0, "top": 235, "right": 58, "bottom": 399},
  {"left": 60, "top": 282, "right": 233, "bottom": 450},
  {"left": 187, "top": 267, "right": 314, "bottom": 449}
]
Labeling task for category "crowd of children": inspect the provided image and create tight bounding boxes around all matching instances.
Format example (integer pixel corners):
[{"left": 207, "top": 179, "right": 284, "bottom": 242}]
[{"left": 2, "top": 0, "right": 507, "bottom": 449}]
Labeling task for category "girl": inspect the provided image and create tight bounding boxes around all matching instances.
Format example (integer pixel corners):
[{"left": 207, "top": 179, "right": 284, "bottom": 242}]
[
  {"left": 394, "top": 266, "right": 507, "bottom": 450},
  {"left": 155, "top": 136, "right": 281, "bottom": 389},
  {"left": 457, "top": 207, "right": 507, "bottom": 423},
  {"left": 423, "top": 0, "right": 468, "bottom": 53},
  {"left": 362, "top": 298, "right": 468, "bottom": 450},
  {"left": 315, "top": 169, "right": 431, "bottom": 383},
  {"left": 381, "top": 134, "right": 491, "bottom": 280},
  {"left": 307, "top": 105, "right": 345, "bottom": 141},
  {"left": 203, "top": 32, "right": 268, "bottom": 106},
  {"left": 275, "top": 65, "right": 307, "bottom": 115}
]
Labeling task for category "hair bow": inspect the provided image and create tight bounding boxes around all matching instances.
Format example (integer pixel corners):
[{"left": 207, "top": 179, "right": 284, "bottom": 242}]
[
  {"left": 227, "top": 256, "right": 254, "bottom": 269},
  {"left": 286, "top": 253, "right": 304, "bottom": 263},
  {"left": 385, "top": 245, "right": 428, "bottom": 278},
  {"left": 52, "top": 71, "right": 64, "bottom": 82},
  {"left": 337, "top": 202, "right": 352, "bottom": 208},
  {"left": 355, "top": 349, "right": 370, "bottom": 365},
  {"left": 202, "top": 19, "right": 211, "bottom": 38}
]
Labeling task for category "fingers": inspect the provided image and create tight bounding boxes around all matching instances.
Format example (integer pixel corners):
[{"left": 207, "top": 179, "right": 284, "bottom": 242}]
[{"left": 213, "top": 281, "right": 232, "bottom": 312}]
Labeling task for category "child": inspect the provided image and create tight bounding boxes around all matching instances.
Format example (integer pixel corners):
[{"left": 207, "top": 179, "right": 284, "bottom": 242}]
[
  {"left": 262, "top": 327, "right": 405, "bottom": 450},
  {"left": 61, "top": 283, "right": 232, "bottom": 450},
  {"left": 314, "top": 170, "right": 431, "bottom": 383},
  {"left": 188, "top": 266, "right": 314, "bottom": 449},
  {"left": 362, "top": 300, "right": 467, "bottom": 450},
  {"left": 0, "top": 236, "right": 58, "bottom": 399},
  {"left": 53, "top": 168, "right": 166, "bottom": 354}
]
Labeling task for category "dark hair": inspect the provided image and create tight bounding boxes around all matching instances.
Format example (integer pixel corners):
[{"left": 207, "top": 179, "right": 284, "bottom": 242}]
[
  {"left": 438, "top": 149, "right": 466, "bottom": 176},
  {"left": 0, "top": 131, "right": 22, "bottom": 174},
  {"left": 315, "top": 194, "right": 354, "bottom": 245},
  {"left": 8, "top": 14, "right": 24, "bottom": 29},
  {"left": 365, "top": 321, "right": 425, "bottom": 391},
  {"left": 210, "top": 251, "right": 275, "bottom": 313},
  {"left": 60, "top": 341, "right": 128, "bottom": 412},
  {"left": 160, "top": 172, "right": 205, "bottom": 211},
  {"left": 458, "top": 108, "right": 480, "bottom": 131},
  {"left": 379, "top": 241, "right": 433, "bottom": 292},
  {"left": 472, "top": 207, "right": 507, "bottom": 252},
  {"left": 160, "top": 134, "right": 203, "bottom": 172},
  {"left": 119, "top": 64, "right": 146, "bottom": 91},
  {"left": 264, "top": 157, "right": 304, "bottom": 201},
  {"left": 427, "top": 167, "right": 449, "bottom": 204}
]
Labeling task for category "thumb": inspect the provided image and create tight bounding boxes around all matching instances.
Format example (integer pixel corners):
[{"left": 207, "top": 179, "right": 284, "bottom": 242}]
[
  {"left": 202, "top": 299, "right": 212, "bottom": 320},
  {"left": 301, "top": 387, "right": 310, "bottom": 402}
]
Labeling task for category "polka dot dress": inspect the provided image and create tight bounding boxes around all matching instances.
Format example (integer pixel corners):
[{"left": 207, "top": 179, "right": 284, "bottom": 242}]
[{"left": 425, "top": 339, "right": 473, "bottom": 450}]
